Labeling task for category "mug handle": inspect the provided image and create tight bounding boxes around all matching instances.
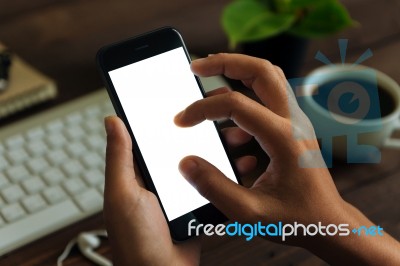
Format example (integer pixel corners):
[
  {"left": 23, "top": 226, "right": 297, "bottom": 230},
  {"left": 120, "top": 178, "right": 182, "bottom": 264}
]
[{"left": 384, "top": 119, "right": 400, "bottom": 148}]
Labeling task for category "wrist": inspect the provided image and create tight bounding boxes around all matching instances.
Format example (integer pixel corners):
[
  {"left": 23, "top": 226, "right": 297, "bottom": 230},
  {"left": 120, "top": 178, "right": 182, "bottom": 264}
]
[{"left": 304, "top": 201, "right": 400, "bottom": 265}]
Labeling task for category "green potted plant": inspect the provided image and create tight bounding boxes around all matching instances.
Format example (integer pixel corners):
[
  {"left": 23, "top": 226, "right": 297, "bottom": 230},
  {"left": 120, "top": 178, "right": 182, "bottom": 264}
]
[{"left": 222, "top": 0, "right": 355, "bottom": 77}]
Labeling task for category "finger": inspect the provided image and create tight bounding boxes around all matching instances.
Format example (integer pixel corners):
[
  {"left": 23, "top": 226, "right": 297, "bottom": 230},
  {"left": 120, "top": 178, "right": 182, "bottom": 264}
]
[
  {"left": 174, "top": 92, "right": 291, "bottom": 155},
  {"left": 104, "top": 116, "right": 140, "bottom": 200},
  {"left": 179, "top": 155, "right": 259, "bottom": 220},
  {"left": 235, "top": 156, "right": 257, "bottom": 175},
  {"left": 191, "top": 54, "right": 290, "bottom": 118},
  {"left": 222, "top": 127, "right": 253, "bottom": 148},
  {"left": 205, "top": 86, "right": 231, "bottom": 97}
]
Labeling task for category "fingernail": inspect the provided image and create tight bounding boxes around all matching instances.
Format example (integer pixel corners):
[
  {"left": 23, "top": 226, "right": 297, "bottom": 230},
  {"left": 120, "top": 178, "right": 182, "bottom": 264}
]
[
  {"left": 179, "top": 158, "right": 198, "bottom": 178},
  {"left": 104, "top": 116, "right": 115, "bottom": 136}
]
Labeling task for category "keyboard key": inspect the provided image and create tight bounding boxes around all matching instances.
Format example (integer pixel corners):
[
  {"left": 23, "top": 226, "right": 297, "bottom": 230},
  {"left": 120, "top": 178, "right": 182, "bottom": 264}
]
[
  {"left": 62, "top": 160, "right": 84, "bottom": 177},
  {"left": 7, "top": 148, "right": 29, "bottom": 164},
  {"left": 6, "top": 165, "right": 30, "bottom": 183},
  {"left": 85, "top": 106, "right": 101, "bottom": 117},
  {"left": 63, "top": 178, "right": 86, "bottom": 195},
  {"left": 22, "top": 177, "right": 45, "bottom": 194},
  {"left": 5, "top": 135, "right": 25, "bottom": 149},
  {"left": 46, "top": 133, "right": 67, "bottom": 148},
  {"left": 66, "top": 142, "right": 87, "bottom": 157},
  {"left": 66, "top": 112, "right": 83, "bottom": 125},
  {"left": 85, "top": 135, "right": 105, "bottom": 152},
  {"left": 22, "top": 194, "right": 47, "bottom": 213},
  {"left": 46, "top": 119, "right": 64, "bottom": 132},
  {"left": 1, "top": 203, "right": 26, "bottom": 223},
  {"left": 26, "top": 127, "right": 45, "bottom": 140},
  {"left": 65, "top": 127, "right": 85, "bottom": 141},
  {"left": 27, "top": 157, "right": 49, "bottom": 174},
  {"left": 73, "top": 188, "right": 103, "bottom": 212},
  {"left": 84, "top": 120, "right": 103, "bottom": 133},
  {"left": 83, "top": 169, "right": 104, "bottom": 186},
  {"left": 43, "top": 186, "right": 67, "bottom": 204},
  {"left": 42, "top": 168, "right": 65, "bottom": 185},
  {"left": 82, "top": 152, "right": 103, "bottom": 168},
  {"left": 47, "top": 150, "right": 68, "bottom": 165},
  {"left": 1, "top": 184, "right": 25, "bottom": 203},
  {"left": 26, "top": 140, "right": 49, "bottom": 156}
]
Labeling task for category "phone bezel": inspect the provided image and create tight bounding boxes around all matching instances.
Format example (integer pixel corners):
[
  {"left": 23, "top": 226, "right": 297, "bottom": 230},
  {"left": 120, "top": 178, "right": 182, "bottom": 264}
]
[{"left": 96, "top": 27, "right": 241, "bottom": 241}]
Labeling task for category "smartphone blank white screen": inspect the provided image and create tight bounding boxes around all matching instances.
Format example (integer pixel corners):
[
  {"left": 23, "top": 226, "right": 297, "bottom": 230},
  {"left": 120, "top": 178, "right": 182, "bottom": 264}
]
[{"left": 109, "top": 47, "right": 237, "bottom": 221}]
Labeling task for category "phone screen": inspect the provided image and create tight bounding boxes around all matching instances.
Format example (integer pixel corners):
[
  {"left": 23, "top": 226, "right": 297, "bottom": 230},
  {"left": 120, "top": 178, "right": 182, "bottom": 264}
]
[{"left": 108, "top": 47, "right": 237, "bottom": 221}]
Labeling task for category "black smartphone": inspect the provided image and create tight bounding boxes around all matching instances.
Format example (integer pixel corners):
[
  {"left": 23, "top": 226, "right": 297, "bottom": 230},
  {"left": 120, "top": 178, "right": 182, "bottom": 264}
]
[{"left": 96, "top": 27, "right": 240, "bottom": 240}]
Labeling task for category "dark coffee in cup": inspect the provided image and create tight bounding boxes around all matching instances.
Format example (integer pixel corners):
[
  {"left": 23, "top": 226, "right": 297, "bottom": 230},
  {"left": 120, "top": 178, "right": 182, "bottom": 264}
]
[
  {"left": 311, "top": 78, "right": 396, "bottom": 120},
  {"left": 297, "top": 64, "right": 400, "bottom": 163}
]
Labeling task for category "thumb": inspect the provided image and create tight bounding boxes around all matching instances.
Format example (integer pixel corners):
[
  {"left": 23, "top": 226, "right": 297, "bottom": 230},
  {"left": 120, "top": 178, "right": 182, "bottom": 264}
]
[
  {"left": 179, "top": 156, "right": 257, "bottom": 220},
  {"left": 104, "top": 116, "right": 140, "bottom": 203}
]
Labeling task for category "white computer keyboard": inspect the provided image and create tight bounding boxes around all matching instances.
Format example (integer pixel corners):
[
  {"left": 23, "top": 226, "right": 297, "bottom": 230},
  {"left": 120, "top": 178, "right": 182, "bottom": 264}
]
[
  {"left": 0, "top": 75, "right": 228, "bottom": 256},
  {"left": 0, "top": 89, "right": 113, "bottom": 255}
]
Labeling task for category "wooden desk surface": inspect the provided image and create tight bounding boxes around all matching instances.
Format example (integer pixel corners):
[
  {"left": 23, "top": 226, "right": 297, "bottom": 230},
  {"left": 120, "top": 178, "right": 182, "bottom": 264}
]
[{"left": 0, "top": 0, "right": 399, "bottom": 265}]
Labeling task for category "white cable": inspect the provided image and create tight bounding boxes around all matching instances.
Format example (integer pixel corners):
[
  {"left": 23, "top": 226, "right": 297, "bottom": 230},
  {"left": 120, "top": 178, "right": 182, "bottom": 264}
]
[
  {"left": 57, "top": 230, "right": 110, "bottom": 266},
  {"left": 57, "top": 237, "right": 77, "bottom": 266},
  {"left": 84, "top": 249, "right": 113, "bottom": 266}
]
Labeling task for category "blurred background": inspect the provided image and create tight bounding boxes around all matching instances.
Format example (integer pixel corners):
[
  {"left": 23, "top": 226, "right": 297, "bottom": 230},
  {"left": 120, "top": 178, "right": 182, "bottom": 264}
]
[{"left": 0, "top": 0, "right": 399, "bottom": 115}]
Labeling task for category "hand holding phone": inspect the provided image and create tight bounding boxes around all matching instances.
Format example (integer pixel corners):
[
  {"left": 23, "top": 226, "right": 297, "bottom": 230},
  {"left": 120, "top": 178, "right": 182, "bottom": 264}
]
[
  {"left": 103, "top": 116, "right": 201, "bottom": 265},
  {"left": 97, "top": 27, "right": 240, "bottom": 240}
]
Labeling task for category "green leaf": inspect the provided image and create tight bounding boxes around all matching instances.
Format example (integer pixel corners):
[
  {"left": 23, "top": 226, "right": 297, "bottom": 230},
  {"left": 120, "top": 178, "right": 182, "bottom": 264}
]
[
  {"left": 272, "top": 0, "right": 293, "bottom": 13},
  {"left": 222, "top": 0, "right": 296, "bottom": 48},
  {"left": 285, "top": 0, "right": 324, "bottom": 9},
  {"left": 288, "top": 0, "right": 354, "bottom": 38},
  {"left": 275, "top": 0, "right": 341, "bottom": 11}
]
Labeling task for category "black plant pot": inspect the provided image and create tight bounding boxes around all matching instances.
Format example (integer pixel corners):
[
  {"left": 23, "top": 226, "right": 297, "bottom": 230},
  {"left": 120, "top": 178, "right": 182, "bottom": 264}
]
[{"left": 241, "top": 34, "right": 309, "bottom": 79}]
